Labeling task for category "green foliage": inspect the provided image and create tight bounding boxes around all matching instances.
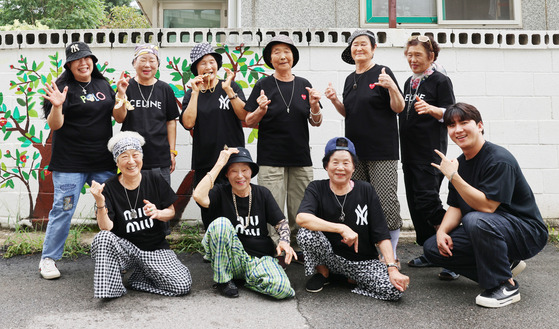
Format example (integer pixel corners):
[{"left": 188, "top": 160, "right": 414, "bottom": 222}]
[
  {"left": 549, "top": 225, "right": 559, "bottom": 245},
  {"left": 100, "top": 5, "right": 151, "bottom": 29},
  {"left": 170, "top": 222, "right": 204, "bottom": 254},
  {"left": 0, "top": 19, "right": 50, "bottom": 31},
  {"left": 105, "top": 0, "right": 131, "bottom": 9},
  {"left": 2, "top": 226, "right": 43, "bottom": 258},
  {"left": 2, "top": 225, "right": 93, "bottom": 258},
  {"left": 0, "top": 0, "right": 106, "bottom": 29},
  {"left": 62, "top": 225, "right": 92, "bottom": 259}
]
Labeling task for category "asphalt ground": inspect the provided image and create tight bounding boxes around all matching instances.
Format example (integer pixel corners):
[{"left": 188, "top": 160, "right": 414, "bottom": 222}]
[{"left": 1, "top": 239, "right": 557, "bottom": 329}]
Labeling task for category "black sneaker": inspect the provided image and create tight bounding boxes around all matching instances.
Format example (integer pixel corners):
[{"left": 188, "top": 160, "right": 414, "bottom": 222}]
[
  {"left": 306, "top": 273, "right": 329, "bottom": 293},
  {"left": 214, "top": 280, "right": 239, "bottom": 298},
  {"left": 475, "top": 279, "right": 520, "bottom": 308}
]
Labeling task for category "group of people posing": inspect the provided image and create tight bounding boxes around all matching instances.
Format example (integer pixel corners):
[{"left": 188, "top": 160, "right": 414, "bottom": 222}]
[{"left": 38, "top": 29, "right": 547, "bottom": 309}]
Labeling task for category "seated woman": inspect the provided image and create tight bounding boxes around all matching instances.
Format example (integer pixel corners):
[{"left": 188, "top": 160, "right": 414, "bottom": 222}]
[
  {"left": 296, "top": 137, "right": 409, "bottom": 300},
  {"left": 193, "top": 147, "right": 296, "bottom": 299},
  {"left": 90, "top": 131, "right": 191, "bottom": 299}
]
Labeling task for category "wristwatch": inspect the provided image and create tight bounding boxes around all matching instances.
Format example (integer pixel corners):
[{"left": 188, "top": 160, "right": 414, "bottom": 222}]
[
  {"left": 170, "top": 150, "right": 178, "bottom": 156},
  {"left": 386, "top": 263, "right": 399, "bottom": 269},
  {"left": 228, "top": 93, "right": 238, "bottom": 100}
]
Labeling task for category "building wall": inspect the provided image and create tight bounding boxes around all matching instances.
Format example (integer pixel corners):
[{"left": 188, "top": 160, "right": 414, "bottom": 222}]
[
  {"left": 241, "top": 0, "right": 559, "bottom": 30},
  {"left": 0, "top": 28, "right": 558, "bottom": 228}
]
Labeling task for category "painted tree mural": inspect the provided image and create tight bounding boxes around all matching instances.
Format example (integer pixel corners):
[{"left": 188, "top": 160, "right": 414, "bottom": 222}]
[{"left": 0, "top": 43, "right": 269, "bottom": 223}]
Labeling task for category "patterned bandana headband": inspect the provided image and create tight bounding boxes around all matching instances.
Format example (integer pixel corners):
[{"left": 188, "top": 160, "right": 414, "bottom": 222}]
[
  {"left": 108, "top": 131, "right": 145, "bottom": 162},
  {"left": 133, "top": 44, "right": 159, "bottom": 61}
]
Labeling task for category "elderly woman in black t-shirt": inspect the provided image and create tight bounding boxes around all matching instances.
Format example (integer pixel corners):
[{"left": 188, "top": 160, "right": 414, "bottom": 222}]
[
  {"left": 296, "top": 137, "right": 409, "bottom": 300},
  {"left": 399, "top": 35, "right": 458, "bottom": 280},
  {"left": 325, "top": 30, "right": 404, "bottom": 265},
  {"left": 39, "top": 42, "right": 116, "bottom": 280},
  {"left": 193, "top": 147, "right": 296, "bottom": 299},
  {"left": 90, "top": 131, "right": 191, "bottom": 298},
  {"left": 244, "top": 35, "right": 323, "bottom": 249}
]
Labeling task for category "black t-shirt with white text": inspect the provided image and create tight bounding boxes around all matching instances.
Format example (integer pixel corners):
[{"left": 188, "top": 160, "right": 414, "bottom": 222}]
[
  {"left": 245, "top": 76, "right": 313, "bottom": 167},
  {"left": 122, "top": 79, "right": 179, "bottom": 169},
  {"left": 44, "top": 78, "right": 115, "bottom": 172},
  {"left": 298, "top": 180, "right": 391, "bottom": 261},
  {"left": 180, "top": 81, "right": 246, "bottom": 170},
  {"left": 399, "top": 70, "right": 455, "bottom": 164},
  {"left": 103, "top": 171, "right": 177, "bottom": 251},
  {"left": 207, "top": 184, "right": 285, "bottom": 258},
  {"left": 448, "top": 141, "right": 546, "bottom": 235},
  {"left": 342, "top": 65, "right": 402, "bottom": 161}
]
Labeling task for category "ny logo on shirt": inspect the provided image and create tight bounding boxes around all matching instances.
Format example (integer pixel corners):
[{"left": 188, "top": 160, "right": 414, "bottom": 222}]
[
  {"left": 218, "top": 95, "right": 230, "bottom": 110},
  {"left": 355, "top": 204, "right": 368, "bottom": 225}
]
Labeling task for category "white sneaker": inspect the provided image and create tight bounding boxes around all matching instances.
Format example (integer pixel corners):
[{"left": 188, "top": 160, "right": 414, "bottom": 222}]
[{"left": 39, "top": 258, "right": 61, "bottom": 279}]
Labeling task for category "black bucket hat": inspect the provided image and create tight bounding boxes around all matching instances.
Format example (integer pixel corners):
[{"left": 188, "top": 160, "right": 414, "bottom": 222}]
[
  {"left": 190, "top": 43, "right": 223, "bottom": 76},
  {"left": 341, "top": 30, "right": 376, "bottom": 65},
  {"left": 225, "top": 147, "right": 259, "bottom": 177},
  {"left": 263, "top": 35, "right": 299, "bottom": 69},
  {"left": 64, "top": 42, "right": 98, "bottom": 68}
]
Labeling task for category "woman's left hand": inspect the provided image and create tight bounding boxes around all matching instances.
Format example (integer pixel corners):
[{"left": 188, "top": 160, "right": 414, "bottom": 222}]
[
  {"left": 375, "top": 67, "right": 396, "bottom": 89},
  {"left": 276, "top": 241, "right": 298, "bottom": 265},
  {"left": 143, "top": 199, "right": 160, "bottom": 220},
  {"left": 388, "top": 269, "right": 410, "bottom": 292}
]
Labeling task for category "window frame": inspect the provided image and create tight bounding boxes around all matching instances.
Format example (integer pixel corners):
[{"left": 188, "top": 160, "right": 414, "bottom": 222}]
[
  {"left": 159, "top": 0, "right": 228, "bottom": 28},
  {"left": 360, "top": 0, "right": 522, "bottom": 28}
]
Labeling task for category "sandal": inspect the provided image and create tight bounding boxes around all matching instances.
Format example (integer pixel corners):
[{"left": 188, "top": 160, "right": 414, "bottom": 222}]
[
  {"left": 407, "top": 255, "right": 434, "bottom": 268},
  {"left": 438, "top": 268, "right": 460, "bottom": 281}
]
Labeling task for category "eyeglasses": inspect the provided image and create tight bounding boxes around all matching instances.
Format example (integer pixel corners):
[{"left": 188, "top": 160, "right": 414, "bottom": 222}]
[{"left": 408, "top": 35, "right": 433, "bottom": 51}]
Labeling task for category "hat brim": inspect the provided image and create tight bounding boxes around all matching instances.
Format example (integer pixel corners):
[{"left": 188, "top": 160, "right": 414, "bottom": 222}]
[
  {"left": 191, "top": 53, "right": 222, "bottom": 76},
  {"left": 65, "top": 53, "right": 98, "bottom": 68},
  {"left": 341, "top": 45, "right": 355, "bottom": 65},
  {"left": 263, "top": 41, "right": 299, "bottom": 70},
  {"left": 224, "top": 158, "right": 259, "bottom": 178}
]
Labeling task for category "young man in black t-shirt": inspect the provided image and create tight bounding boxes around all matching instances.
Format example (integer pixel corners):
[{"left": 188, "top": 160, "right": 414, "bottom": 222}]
[
  {"left": 424, "top": 103, "right": 548, "bottom": 308},
  {"left": 90, "top": 131, "right": 191, "bottom": 299},
  {"left": 193, "top": 147, "right": 296, "bottom": 299}
]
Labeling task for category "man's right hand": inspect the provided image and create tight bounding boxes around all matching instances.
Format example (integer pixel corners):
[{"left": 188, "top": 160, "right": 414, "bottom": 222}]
[{"left": 436, "top": 231, "right": 453, "bottom": 257}]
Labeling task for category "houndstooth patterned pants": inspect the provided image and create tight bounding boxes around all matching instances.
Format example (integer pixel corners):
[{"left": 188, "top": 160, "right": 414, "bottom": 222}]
[
  {"left": 91, "top": 230, "right": 192, "bottom": 298},
  {"left": 202, "top": 217, "right": 295, "bottom": 299},
  {"left": 353, "top": 160, "right": 402, "bottom": 230},
  {"left": 297, "top": 228, "right": 403, "bottom": 301}
]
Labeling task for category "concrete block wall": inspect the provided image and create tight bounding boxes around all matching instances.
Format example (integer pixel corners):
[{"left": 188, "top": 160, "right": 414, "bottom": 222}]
[{"left": 0, "top": 28, "right": 558, "bottom": 228}]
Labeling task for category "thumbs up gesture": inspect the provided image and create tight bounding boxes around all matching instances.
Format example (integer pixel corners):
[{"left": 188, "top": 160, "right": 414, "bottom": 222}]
[
  {"left": 305, "top": 86, "right": 321, "bottom": 106},
  {"left": 376, "top": 67, "right": 396, "bottom": 89},
  {"left": 257, "top": 89, "right": 271, "bottom": 112},
  {"left": 325, "top": 82, "right": 338, "bottom": 101}
]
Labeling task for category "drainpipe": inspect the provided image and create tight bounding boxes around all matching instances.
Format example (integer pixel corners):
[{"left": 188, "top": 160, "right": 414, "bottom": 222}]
[{"left": 389, "top": 0, "right": 396, "bottom": 28}]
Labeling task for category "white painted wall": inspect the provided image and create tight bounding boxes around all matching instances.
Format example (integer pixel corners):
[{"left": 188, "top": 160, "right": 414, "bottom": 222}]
[{"left": 0, "top": 28, "right": 558, "bottom": 228}]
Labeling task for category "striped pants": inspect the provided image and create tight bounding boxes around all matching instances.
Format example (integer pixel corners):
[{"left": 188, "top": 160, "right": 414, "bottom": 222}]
[
  {"left": 297, "top": 228, "right": 403, "bottom": 301},
  {"left": 91, "top": 230, "right": 191, "bottom": 298},
  {"left": 202, "top": 217, "right": 295, "bottom": 299}
]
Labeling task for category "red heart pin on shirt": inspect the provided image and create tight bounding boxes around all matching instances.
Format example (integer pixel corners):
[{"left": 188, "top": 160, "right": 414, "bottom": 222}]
[
  {"left": 301, "top": 94, "right": 307, "bottom": 100},
  {"left": 369, "top": 83, "right": 376, "bottom": 89}
]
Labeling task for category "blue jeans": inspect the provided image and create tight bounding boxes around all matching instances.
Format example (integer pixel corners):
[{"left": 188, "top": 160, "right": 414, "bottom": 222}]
[
  {"left": 423, "top": 211, "right": 548, "bottom": 289},
  {"left": 147, "top": 167, "right": 171, "bottom": 186},
  {"left": 42, "top": 170, "right": 115, "bottom": 260}
]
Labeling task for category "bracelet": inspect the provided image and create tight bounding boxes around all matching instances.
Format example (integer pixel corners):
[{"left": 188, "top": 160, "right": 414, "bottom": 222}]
[
  {"left": 115, "top": 94, "right": 134, "bottom": 111},
  {"left": 206, "top": 172, "right": 214, "bottom": 189},
  {"left": 94, "top": 204, "right": 106, "bottom": 215},
  {"left": 228, "top": 93, "right": 238, "bottom": 100},
  {"left": 309, "top": 113, "right": 323, "bottom": 124},
  {"left": 449, "top": 171, "right": 457, "bottom": 182},
  {"left": 310, "top": 108, "right": 322, "bottom": 116},
  {"left": 170, "top": 150, "right": 178, "bottom": 156}
]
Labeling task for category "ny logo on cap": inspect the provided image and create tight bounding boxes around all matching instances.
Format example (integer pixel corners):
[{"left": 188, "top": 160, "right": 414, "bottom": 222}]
[{"left": 70, "top": 44, "right": 80, "bottom": 53}]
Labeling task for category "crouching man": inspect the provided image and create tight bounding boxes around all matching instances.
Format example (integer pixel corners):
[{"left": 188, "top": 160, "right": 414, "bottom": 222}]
[{"left": 424, "top": 103, "right": 548, "bottom": 308}]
